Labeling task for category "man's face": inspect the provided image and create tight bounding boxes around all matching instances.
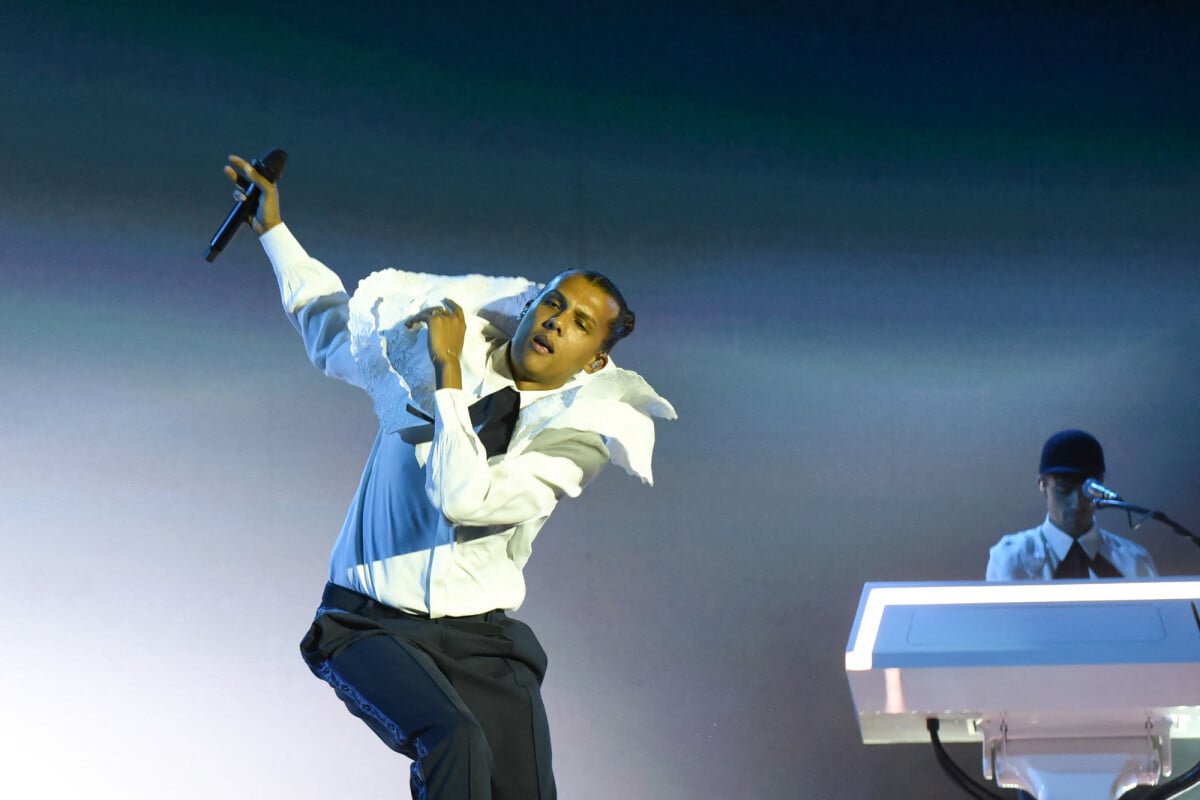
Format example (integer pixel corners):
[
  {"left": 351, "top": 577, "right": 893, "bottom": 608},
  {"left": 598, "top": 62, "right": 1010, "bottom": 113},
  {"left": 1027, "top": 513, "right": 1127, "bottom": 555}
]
[
  {"left": 1040, "top": 472, "right": 1097, "bottom": 538},
  {"left": 508, "top": 273, "right": 619, "bottom": 391}
]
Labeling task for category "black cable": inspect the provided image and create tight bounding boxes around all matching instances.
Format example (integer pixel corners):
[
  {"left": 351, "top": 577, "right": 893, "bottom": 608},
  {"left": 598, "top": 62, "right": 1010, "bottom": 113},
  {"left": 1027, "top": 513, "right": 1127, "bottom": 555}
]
[
  {"left": 929, "top": 727, "right": 1004, "bottom": 799},
  {"left": 928, "top": 712, "right": 1200, "bottom": 799},
  {"left": 1142, "top": 757, "right": 1200, "bottom": 800},
  {"left": 927, "top": 718, "right": 1013, "bottom": 800}
]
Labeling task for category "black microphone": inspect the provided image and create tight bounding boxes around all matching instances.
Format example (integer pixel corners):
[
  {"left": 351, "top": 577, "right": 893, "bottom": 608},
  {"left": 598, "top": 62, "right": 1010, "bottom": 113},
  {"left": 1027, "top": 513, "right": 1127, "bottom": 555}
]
[
  {"left": 1083, "top": 478, "right": 1121, "bottom": 501},
  {"left": 204, "top": 147, "right": 288, "bottom": 262}
]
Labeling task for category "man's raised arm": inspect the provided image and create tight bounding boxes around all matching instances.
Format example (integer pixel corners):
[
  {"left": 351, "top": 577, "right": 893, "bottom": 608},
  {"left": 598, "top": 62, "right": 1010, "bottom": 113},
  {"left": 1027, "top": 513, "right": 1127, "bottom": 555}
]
[{"left": 225, "top": 154, "right": 361, "bottom": 387}]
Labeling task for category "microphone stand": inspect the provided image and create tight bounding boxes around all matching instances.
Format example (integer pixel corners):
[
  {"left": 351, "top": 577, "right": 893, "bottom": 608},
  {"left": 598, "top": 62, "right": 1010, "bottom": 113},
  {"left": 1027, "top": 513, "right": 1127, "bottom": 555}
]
[{"left": 1094, "top": 498, "right": 1200, "bottom": 551}]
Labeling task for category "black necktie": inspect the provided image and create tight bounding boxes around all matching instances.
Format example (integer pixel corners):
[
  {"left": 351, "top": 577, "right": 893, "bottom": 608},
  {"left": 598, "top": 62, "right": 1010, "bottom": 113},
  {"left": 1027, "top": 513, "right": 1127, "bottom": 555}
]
[
  {"left": 468, "top": 386, "right": 521, "bottom": 458},
  {"left": 1089, "top": 551, "right": 1123, "bottom": 578},
  {"left": 1053, "top": 540, "right": 1124, "bottom": 579},
  {"left": 398, "top": 386, "right": 521, "bottom": 459},
  {"left": 1053, "top": 540, "right": 1092, "bottom": 579}
]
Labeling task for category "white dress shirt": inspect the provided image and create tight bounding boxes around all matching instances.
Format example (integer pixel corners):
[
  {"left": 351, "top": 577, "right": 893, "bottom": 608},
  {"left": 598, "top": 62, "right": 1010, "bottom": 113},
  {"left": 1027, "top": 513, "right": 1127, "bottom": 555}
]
[
  {"left": 986, "top": 515, "right": 1158, "bottom": 581},
  {"left": 260, "top": 225, "right": 673, "bottom": 617}
]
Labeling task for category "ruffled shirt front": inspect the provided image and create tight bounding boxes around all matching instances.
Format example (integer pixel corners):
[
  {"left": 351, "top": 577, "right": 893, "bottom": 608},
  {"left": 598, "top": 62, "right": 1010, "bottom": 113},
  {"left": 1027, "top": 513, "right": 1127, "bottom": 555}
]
[{"left": 346, "top": 264, "right": 674, "bottom": 485}]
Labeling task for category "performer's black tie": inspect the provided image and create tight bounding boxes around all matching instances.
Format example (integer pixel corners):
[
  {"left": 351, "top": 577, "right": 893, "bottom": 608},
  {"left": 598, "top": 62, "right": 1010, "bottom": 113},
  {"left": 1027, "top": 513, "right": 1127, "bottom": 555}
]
[
  {"left": 469, "top": 386, "right": 521, "bottom": 458},
  {"left": 1053, "top": 540, "right": 1124, "bottom": 579},
  {"left": 1089, "top": 551, "right": 1123, "bottom": 578},
  {"left": 1054, "top": 541, "right": 1091, "bottom": 578},
  {"left": 399, "top": 386, "right": 521, "bottom": 458}
]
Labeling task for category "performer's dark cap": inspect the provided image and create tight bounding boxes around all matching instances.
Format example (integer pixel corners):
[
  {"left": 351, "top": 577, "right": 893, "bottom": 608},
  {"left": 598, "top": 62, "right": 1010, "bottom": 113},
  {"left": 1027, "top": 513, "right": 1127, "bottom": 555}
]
[{"left": 1039, "top": 429, "right": 1105, "bottom": 478}]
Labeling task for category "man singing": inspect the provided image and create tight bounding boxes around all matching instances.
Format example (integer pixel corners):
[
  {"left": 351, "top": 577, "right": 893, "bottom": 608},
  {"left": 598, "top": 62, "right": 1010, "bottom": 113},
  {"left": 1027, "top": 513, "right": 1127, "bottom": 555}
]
[{"left": 224, "top": 153, "right": 675, "bottom": 799}]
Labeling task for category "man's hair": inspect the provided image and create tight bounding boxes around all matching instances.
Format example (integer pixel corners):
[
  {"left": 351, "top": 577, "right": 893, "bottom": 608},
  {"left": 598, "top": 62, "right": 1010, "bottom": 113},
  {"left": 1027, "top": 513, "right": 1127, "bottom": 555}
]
[{"left": 543, "top": 268, "right": 636, "bottom": 352}]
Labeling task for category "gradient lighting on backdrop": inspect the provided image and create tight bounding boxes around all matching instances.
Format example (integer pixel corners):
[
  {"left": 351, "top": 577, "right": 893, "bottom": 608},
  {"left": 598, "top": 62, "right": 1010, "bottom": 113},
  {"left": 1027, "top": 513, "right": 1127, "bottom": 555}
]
[{"left": 2, "top": 2, "right": 1198, "bottom": 798}]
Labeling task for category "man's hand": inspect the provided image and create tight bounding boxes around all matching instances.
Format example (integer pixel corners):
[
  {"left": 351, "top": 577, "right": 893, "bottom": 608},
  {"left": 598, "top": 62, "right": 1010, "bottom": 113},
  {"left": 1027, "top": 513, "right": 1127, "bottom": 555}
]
[
  {"left": 224, "top": 154, "right": 282, "bottom": 234},
  {"left": 407, "top": 299, "right": 466, "bottom": 390}
]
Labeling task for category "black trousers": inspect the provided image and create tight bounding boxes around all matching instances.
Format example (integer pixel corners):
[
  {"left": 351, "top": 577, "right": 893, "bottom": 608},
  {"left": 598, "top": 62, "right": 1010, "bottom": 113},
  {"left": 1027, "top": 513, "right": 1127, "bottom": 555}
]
[{"left": 299, "top": 583, "right": 556, "bottom": 800}]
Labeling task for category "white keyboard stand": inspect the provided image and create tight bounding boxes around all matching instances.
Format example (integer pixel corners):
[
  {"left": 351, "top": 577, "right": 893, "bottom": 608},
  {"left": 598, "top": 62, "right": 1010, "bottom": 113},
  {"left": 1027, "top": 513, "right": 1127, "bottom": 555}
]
[{"left": 845, "top": 580, "right": 1200, "bottom": 799}]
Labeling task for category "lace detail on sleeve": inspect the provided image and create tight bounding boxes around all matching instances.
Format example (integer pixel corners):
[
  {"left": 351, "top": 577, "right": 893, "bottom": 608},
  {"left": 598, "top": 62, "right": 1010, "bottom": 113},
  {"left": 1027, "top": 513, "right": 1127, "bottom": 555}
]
[{"left": 347, "top": 269, "right": 540, "bottom": 430}]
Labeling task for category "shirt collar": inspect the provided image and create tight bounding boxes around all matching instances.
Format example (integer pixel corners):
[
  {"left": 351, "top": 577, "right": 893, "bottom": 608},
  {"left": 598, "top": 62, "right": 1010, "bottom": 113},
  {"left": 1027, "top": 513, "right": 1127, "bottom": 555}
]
[
  {"left": 1040, "top": 514, "right": 1101, "bottom": 561},
  {"left": 482, "top": 341, "right": 593, "bottom": 407}
]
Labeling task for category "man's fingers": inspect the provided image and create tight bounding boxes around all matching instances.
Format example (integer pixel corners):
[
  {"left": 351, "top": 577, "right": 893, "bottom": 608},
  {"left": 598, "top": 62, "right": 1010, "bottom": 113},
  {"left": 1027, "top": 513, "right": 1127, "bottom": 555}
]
[
  {"left": 406, "top": 308, "right": 439, "bottom": 328},
  {"left": 406, "top": 304, "right": 460, "bottom": 328},
  {"left": 227, "top": 154, "right": 273, "bottom": 190},
  {"left": 224, "top": 165, "right": 251, "bottom": 191}
]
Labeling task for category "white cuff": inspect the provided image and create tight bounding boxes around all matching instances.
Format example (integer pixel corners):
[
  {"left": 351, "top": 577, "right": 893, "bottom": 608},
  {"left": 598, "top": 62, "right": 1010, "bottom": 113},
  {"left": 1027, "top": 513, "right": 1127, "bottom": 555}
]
[{"left": 260, "top": 223, "right": 347, "bottom": 313}]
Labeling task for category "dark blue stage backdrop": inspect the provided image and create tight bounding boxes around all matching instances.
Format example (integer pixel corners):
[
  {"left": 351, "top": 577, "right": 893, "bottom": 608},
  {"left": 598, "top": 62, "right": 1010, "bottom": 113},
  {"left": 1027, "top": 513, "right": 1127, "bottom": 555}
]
[{"left": 2, "top": 2, "right": 1197, "bottom": 797}]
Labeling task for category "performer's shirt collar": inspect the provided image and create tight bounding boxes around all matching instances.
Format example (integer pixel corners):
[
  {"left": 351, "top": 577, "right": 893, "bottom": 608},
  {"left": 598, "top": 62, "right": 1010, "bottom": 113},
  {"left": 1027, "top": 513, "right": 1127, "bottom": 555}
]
[
  {"left": 1041, "top": 514, "right": 1101, "bottom": 562},
  {"left": 481, "top": 340, "right": 593, "bottom": 407}
]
